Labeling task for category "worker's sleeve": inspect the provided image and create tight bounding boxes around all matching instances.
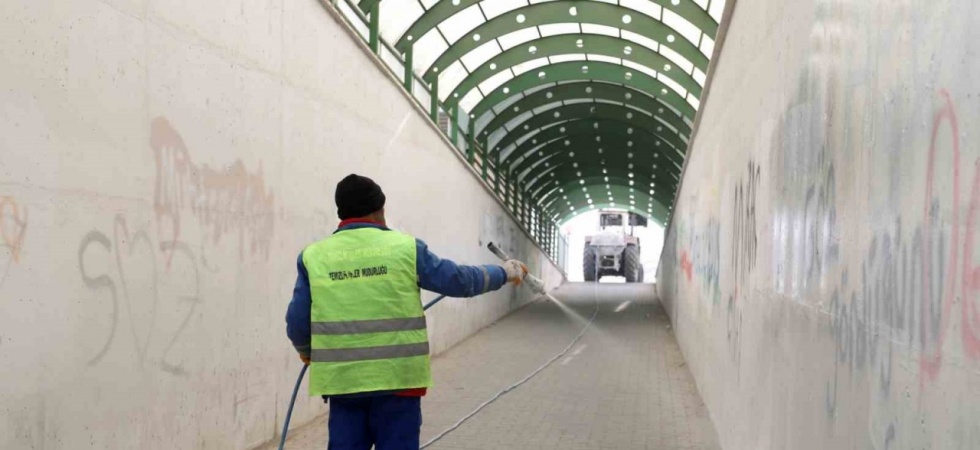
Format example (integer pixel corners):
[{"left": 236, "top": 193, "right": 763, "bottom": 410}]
[
  {"left": 285, "top": 252, "right": 312, "bottom": 358},
  {"left": 416, "top": 239, "right": 507, "bottom": 298}
]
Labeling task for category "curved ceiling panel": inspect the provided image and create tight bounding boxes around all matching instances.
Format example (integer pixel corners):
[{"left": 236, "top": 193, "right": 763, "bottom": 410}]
[
  {"left": 488, "top": 103, "right": 688, "bottom": 159},
  {"left": 470, "top": 61, "right": 696, "bottom": 131},
  {"left": 502, "top": 119, "right": 684, "bottom": 172},
  {"left": 444, "top": 34, "right": 703, "bottom": 103},
  {"left": 362, "top": 0, "right": 724, "bottom": 226},
  {"left": 481, "top": 81, "right": 692, "bottom": 139}
]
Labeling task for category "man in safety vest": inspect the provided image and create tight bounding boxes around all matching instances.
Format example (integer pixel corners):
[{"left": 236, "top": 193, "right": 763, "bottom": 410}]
[{"left": 286, "top": 174, "right": 528, "bottom": 449}]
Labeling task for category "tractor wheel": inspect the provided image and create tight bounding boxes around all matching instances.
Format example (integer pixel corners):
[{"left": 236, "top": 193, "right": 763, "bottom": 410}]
[
  {"left": 583, "top": 245, "right": 598, "bottom": 282},
  {"left": 638, "top": 264, "right": 645, "bottom": 283},
  {"left": 624, "top": 245, "right": 641, "bottom": 283}
]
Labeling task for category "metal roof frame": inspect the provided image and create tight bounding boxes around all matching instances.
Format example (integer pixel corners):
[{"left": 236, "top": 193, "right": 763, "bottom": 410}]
[{"left": 359, "top": 0, "right": 720, "bottom": 223}]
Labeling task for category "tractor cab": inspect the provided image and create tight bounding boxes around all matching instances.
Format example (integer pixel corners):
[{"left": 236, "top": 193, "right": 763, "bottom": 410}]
[{"left": 583, "top": 210, "right": 647, "bottom": 282}]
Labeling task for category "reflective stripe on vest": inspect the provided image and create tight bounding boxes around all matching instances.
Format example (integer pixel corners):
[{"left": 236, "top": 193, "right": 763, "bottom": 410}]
[
  {"left": 303, "top": 227, "right": 432, "bottom": 396},
  {"left": 311, "top": 317, "right": 428, "bottom": 335},
  {"left": 312, "top": 342, "right": 430, "bottom": 363}
]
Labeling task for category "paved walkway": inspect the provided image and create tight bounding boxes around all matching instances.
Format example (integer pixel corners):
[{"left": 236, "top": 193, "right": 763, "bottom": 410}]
[{"left": 266, "top": 283, "right": 720, "bottom": 450}]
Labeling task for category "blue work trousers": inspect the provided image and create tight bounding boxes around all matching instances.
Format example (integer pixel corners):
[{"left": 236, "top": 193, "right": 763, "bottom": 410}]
[{"left": 327, "top": 395, "right": 422, "bottom": 450}]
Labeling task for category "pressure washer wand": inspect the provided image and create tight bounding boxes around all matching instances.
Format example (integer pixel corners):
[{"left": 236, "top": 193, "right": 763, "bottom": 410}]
[{"left": 486, "top": 242, "right": 547, "bottom": 296}]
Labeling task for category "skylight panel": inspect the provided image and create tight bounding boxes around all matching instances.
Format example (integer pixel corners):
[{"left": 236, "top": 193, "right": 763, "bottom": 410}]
[
  {"left": 580, "top": 23, "right": 620, "bottom": 37},
  {"left": 620, "top": 0, "right": 663, "bottom": 20},
  {"left": 504, "top": 91, "right": 539, "bottom": 118},
  {"left": 533, "top": 100, "right": 565, "bottom": 115},
  {"left": 662, "top": 9, "right": 702, "bottom": 45},
  {"left": 478, "top": 69, "right": 516, "bottom": 95},
  {"left": 412, "top": 32, "right": 449, "bottom": 73},
  {"left": 620, "top": 30, "right": 660, "bottom": 52},
  {"left": 512, "top": 58, "right": 551, "bottom": 77},
  {"left": 693, "top": 68, "right": 706, "bottom": 85},
  {"left": 659, "top": 72, "right": 689, "bottom": 96},
  {"left": 379, "top": 2, "right": 423, "bottom": 43},
  {"left": 440, "top": 61, "right": 470, "bottom": 101},
  {"left": 538, "top": 23, "right": 581, "bottom": 37},
  {"left": 438, "top": 5, "right": 485, "bottom": 44},
  {"left": 687, "top": 95, "right": 701, "bottom": 110},
  {"left": 460, "top": 40, "right": 503, "bottom": 71},
  {"left": 700, "top": 35, "right": 715, "bottom": 56},
  {"left": 480, "top": 0, "right": 528, "bottom": 20},
  {"left": 504, "top": 111, "right": 534, "bottom": 133},
  {"left": 658, "top": 43, "right": 695, "bottom": 75},
  {"left": 460, "top": 90, "right": 484, "bottom": 113},
  {"left": 624, "top": 59, "right": 659, "bottom": 79},
  {"left": 709, "top": 0, "right": 727, "bottom": 22},
  {"left": 498, "top": 28, "right": 541, "bottom": 50},
  {"left": 548, "top": 53, "right": 588, "bottom": 64},
  {"left": 587, "top": 54, "right": 622, "bottom": 65}
]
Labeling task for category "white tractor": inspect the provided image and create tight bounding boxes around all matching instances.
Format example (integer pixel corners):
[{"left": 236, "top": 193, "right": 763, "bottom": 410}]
[{"left": 583, "top": 210, "right": 646, "bottom": 282}]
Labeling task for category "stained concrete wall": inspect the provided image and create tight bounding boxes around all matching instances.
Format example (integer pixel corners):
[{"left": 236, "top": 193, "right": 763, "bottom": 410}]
[
  {"left": 656, "top": 1, "right": 980, "bottom": 449},
  {"left": 0, "top": 1, "right": 564, "bottom": 448}
]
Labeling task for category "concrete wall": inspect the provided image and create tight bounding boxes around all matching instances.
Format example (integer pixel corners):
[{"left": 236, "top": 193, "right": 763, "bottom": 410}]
[
  {"left": 657, "top": 0, "right": 980, "bottom": 449},
  {"left": 0, "top": 1, "right": 564, "bottom": 448}
]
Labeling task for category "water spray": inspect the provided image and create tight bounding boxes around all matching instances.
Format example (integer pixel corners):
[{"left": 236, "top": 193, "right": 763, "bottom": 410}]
[
  {"left": 419, "top": 250, "right": 601, "bottom": 449},
  {"left": 486, "top": 242, "right": 556, "bottom": 302}
]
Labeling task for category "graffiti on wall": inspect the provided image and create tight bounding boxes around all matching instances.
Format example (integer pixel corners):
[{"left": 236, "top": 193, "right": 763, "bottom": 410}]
[
  {"left": 726, "top": 295, "right": 743, "bottom": 378},
  {"left": 76, "top": 117, "right": 282, "bottom": 375},
  {"left": 672, "top": 215, "right": 722, "bottom": 304},
  {"left": 680, "top": 250, "right": 693, "bottom": 281},
  {"left": 692, "top": 219, "right": 721, "bottom": 304},
  {"left": 918, "top": 90, "right": 980, "bottom": 379},
  {"left": 770, "top": 87, "right": 841, "bottom": 299},
  {"left": 801, "top": 164, "right": 839, "bottom": 293},
  {"left": 78, "top": 214, "right": 202, "bottom": 375},
  {"left": 731, "top": 161, "right": 761, "bottom": 287},
  {"left": 822, "top": 91, "right": 980, "bottom": 423},
  {"left": 151, "top": 117, "right": 276, "bottom": 265},
  {"left": 0, "top": 195, "right": 28, "bottom": 288},
  {"left": 0, "top": 196, "right": 28, "bottom": 262}
]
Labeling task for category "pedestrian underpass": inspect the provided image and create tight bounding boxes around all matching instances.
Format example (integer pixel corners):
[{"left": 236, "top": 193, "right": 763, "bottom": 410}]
[{"left": 3, "top": 0, "right": 980, "bottom": 449}]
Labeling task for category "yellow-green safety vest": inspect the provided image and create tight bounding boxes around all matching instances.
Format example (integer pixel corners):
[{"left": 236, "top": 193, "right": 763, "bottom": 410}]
[{"left": 303, "top": 227, "right": 432, "bottom": 396}]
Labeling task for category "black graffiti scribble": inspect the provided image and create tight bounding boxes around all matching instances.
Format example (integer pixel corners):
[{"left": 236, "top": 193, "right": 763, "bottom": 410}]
[
  {"left": 732, "top": 161, "right": 761, "bottom": 286},
  {"left": 158, "top": 240, "right": 202, "bottom": 376},
  {"left": 78, "top": 231, "right": 117, "bottom": 366},
  {"left": 78, "top": 215, "right": 203, "bottom": 375},
  {"left": 113, "top": 215, "right": 160, "bottom": 366}
]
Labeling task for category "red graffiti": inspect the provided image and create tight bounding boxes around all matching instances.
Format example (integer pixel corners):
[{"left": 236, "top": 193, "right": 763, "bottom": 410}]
[
  {"left": 921, "top": 89, "right": 980, "bottom": 381},
  {"left": 680, "top": 250, "right": 693, "bottom": 282},
  {"left": 0, "top": 196, "right": 28, "bottom": 263},
  {"left": 150, "top": 117, "right": 276, "bottom": 265},
  {"left": 960, "top": 106, "right": 980, "bottom": 360},
  {"left": 963, "top": 158, "right": 980, "bottom": 359}
]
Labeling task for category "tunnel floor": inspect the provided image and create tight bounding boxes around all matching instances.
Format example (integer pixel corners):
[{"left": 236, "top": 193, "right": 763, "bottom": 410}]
[{"left": 268, "top": 283, "right": 719, "bottom": 450}]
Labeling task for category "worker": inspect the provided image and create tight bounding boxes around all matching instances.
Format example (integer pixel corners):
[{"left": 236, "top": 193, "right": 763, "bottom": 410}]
[{"left": 285, "top": 174, "right": 528, "bottom": 450}]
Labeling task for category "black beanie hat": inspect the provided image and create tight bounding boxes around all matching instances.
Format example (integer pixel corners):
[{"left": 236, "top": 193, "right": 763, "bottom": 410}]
[{"left": 335, "top": 174, "right": 386, "bottom": 220}]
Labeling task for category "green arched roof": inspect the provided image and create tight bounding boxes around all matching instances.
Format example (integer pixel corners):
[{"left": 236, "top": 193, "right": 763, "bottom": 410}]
[{"left": 359, "top": 0, "right": 724, "bottom": 227}]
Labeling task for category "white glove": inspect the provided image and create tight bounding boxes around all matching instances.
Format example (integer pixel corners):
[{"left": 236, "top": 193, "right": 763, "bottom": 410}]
[{"left": 502, "top": 260, "right": 528, "bottom": 284}]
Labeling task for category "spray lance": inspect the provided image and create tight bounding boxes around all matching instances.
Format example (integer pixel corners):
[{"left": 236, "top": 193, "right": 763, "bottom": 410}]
[{"left": 486, "top": 242, "right": 547, "bottom": 297}]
